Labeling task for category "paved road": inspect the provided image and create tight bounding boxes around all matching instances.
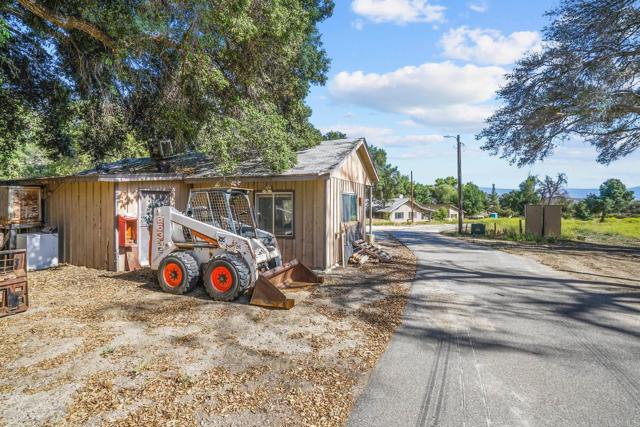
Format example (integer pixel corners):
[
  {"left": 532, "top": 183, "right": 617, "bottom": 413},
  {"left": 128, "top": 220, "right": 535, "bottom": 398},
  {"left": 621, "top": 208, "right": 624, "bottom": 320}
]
[{"left": 349, "top": 228, "right": 640, "bottom": 427}]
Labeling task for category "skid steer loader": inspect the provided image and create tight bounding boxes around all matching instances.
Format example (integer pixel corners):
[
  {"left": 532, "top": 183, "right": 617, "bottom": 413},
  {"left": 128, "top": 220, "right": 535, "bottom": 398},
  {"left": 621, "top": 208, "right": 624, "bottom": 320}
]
[{"left": 149, "top": 188, "right": 322, "bottom": 309}]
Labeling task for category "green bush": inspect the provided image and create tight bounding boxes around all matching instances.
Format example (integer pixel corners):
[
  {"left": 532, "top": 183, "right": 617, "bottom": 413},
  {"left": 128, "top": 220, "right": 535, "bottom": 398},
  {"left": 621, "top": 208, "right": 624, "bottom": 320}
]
[
  {"left": 573, "top": 200, "right": 593, "bottom": 220},
  {"left": 434, "top": 207, "right": 449, "bottom": 221}
]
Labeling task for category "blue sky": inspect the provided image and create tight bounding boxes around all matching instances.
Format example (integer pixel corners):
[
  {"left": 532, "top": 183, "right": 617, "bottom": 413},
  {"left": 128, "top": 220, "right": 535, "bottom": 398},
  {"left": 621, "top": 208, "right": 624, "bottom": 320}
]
[{"left": 307, "top": 0, "right": 640, "bottom": 189}]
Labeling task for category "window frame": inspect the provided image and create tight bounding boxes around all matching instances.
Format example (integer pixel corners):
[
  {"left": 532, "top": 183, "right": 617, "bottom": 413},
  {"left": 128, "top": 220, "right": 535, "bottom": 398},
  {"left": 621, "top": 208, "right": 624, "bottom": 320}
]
[
  {"left": 341, "top": 192, "right": 358, "bottom": 223},
  {"left": 254, "top": 191, "right": 295, "bottom": 239},
  {"left": 394, "top": 211, "right": 404, "bottom": 220}
]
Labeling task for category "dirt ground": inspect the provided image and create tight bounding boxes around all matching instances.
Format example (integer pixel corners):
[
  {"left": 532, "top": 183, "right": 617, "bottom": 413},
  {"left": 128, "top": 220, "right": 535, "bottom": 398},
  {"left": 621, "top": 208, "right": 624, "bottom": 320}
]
[
  {"left": 0, "top": 235, "right": 416, "bottom": 427},
  {"left": 460, "top": 237, "right": 640, "bottom": 288}
]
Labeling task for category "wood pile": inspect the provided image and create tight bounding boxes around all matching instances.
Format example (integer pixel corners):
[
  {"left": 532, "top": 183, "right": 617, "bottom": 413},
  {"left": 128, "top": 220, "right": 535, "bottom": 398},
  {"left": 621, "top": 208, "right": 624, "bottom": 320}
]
[{"left": 349, "top": 239, "right": 393, "bottom": 265}]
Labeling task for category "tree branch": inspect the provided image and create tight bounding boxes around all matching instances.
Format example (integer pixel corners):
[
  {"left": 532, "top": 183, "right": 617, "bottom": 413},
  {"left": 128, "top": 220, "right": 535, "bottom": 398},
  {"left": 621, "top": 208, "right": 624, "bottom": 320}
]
[{"left": 17, "top": 0, "right": 115, "bottom": 49}]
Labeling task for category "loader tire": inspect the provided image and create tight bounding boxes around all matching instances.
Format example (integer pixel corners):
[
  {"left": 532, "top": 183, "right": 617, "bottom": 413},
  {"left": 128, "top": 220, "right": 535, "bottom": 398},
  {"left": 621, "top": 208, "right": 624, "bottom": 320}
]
[
  {"left": 203, "top": 253, "right": 251, "bottom": 301},
  {"left": 158, "top": 251, "right": 200, "bottom": 294}
]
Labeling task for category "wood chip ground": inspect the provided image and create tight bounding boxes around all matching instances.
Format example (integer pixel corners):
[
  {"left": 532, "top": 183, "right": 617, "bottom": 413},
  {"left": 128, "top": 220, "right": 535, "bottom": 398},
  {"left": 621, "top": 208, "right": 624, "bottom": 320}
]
[{"left": 0, "top": 234, "right": 416, "bottom": 427}]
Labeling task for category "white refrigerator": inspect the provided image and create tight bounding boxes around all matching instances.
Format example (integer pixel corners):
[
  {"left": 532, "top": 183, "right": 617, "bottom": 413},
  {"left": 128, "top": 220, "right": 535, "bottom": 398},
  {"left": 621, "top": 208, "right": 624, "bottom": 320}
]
[{"left": 16, "top": 233, "right": 59, "bottom": 271}]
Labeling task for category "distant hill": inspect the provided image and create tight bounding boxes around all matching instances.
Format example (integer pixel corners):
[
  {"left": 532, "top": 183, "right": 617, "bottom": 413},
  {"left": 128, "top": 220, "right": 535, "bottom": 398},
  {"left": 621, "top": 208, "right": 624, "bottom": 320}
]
[{"left": 480, "top": 186, "right": 640, "bottom": 200}]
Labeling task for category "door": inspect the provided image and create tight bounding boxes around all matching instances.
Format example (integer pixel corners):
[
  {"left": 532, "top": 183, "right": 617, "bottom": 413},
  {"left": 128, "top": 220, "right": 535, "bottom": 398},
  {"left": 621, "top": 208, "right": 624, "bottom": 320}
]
[{"left": 139, "top": 190, "right": 172, "bottom": 266}]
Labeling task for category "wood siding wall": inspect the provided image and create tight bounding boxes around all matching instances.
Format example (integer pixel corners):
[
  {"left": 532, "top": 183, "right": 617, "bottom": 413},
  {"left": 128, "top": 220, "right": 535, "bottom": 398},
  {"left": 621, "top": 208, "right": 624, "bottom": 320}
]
[
  {"left": 192, "top": 179, "right": 326, "bottom": 270},
  {"left": 46, "top": 182, "right": 116, "bottom": 271},
  {"left": 115, "top": 180, "right": 188, "bottom": 217},
  {"left": 325, "top": 147, "right": 372, "bottom": 268},
  {"left": 326, "top": 177, "right": 367, "bottom": 268},
  {"left": 42, "top": 144, "right": 374, "bottom": 272}
]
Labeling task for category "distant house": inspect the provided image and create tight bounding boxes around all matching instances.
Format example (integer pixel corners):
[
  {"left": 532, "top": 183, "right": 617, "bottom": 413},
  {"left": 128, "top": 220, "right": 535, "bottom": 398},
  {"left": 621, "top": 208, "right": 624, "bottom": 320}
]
[
  {"left": 373, "top": 197, "right": 435, "bottom": 223},
  {"left": 424, "top": 204, "right": 463, "bottom": 221}
]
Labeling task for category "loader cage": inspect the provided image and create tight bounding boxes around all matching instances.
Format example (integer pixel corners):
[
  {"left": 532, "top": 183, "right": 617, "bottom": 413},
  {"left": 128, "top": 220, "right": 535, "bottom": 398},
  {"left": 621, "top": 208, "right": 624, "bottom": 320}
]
[{"left": 187, "top": 189, "right": 257, "bottom": 238}]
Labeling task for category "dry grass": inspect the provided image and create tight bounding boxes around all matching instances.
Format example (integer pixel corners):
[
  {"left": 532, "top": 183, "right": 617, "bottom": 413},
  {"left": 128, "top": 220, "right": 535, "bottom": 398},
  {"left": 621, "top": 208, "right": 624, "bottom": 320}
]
[
  {"left": 458, "top": 237, "right": 640, "bottom": 288},
  {"left": 0, "top": 234, "right": 415, "bottom": 427}
]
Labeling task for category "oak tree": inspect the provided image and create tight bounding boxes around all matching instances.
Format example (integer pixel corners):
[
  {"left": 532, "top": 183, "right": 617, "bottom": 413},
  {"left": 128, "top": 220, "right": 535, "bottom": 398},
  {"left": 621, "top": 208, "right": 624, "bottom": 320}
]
[{"left": 478, "top": 0, "right": 640, "bottom": 165}]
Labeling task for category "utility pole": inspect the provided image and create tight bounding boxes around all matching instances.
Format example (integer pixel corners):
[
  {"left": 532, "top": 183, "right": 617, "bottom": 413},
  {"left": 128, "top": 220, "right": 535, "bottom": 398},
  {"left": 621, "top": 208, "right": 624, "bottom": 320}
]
[
  {"left": 410, "top": 171, "right": 414, "bottom": 224},
  {"left": 456, "top": 135, "right": 463, "bottom": 234}
]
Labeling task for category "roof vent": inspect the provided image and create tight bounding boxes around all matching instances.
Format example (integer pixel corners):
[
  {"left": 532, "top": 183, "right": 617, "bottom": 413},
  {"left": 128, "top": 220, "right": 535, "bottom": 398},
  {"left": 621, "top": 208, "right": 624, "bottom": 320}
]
[{"left": 150, "top": 139, "right": 174, "bottom": 160}]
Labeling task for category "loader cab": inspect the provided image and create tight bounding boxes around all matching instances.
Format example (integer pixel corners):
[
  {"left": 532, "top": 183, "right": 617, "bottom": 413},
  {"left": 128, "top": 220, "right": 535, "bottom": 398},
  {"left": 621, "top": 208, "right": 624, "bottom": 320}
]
[{"left": 186, "top": 188, "right": 258, "bottom": 239}]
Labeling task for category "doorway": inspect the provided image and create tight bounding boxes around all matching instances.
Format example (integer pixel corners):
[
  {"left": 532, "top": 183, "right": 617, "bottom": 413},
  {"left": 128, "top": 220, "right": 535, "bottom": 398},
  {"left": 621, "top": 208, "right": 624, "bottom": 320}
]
[{"left": 138, "top": 190, "right": 172, "bottom": 266}]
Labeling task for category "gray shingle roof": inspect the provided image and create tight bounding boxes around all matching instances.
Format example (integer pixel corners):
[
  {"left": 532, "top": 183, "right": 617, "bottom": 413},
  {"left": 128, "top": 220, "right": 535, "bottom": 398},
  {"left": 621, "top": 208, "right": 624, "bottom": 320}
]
[{"left": 75, "top": 138, "right": 365, "bottom": 180}]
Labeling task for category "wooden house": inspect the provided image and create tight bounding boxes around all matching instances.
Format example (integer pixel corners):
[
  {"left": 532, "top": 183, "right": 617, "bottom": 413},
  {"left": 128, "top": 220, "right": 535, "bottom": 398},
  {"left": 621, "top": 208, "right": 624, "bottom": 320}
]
[{"left": 4, "top": 139, "right": 378, "bottom": 271}]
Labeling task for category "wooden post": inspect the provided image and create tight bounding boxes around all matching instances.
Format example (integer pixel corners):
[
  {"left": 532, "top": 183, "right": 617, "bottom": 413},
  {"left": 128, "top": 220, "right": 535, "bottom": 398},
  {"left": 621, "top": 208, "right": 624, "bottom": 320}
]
[
  {"left": 368, "top": 185, "right": 373, "bottom": 235},
  {"left": 493, "top": 222, "right": 497, "bottom": 236},
  {"left": 519, "top": 219, "right": 523, "bottom": 236}
]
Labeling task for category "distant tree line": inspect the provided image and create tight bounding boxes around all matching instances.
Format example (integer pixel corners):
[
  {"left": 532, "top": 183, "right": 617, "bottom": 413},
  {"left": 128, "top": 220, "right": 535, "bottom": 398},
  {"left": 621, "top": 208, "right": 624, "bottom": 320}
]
[{"left": 366, "top": 144, "right": 638, "bottom": 220}]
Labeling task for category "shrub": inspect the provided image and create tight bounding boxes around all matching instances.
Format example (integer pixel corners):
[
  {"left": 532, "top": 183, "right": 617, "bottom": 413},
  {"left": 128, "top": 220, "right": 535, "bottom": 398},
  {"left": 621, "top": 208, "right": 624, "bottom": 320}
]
[
  {"left": 573, "top": 200, "right": 593, "bottom": 220},
  {"left": 434, "top": 207, "right": 449, "bottom": 221}
]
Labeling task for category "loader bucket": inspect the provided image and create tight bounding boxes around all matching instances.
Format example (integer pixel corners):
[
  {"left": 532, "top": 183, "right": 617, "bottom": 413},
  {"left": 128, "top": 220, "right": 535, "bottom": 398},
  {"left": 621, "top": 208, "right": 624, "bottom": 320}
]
[
  {"left": 250, "top": 276, "right": 295, "bottom": 310},
  {"left": 249, "top": 259, "right": 323, "bottom": 309},
  {"left": 260, "top": 259, "right": 324, "bottom": 288}
]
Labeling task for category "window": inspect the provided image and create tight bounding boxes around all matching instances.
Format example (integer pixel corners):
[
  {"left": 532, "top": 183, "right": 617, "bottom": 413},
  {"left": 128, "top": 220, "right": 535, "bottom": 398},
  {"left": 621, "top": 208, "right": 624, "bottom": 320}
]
[
  {"left": 395, "top": 212, "right": 404, "bottom": 220},
  {"left": 342, "top": 193, "right": 358, "bottom": 222},
  {"left": 255, "top": 192, "right": 294, "bottom": 237}
]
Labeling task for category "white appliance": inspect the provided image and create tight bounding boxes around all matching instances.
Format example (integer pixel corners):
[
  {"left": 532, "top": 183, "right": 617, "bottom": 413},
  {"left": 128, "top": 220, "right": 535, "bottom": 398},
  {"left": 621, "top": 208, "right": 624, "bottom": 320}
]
[{"left": 16, "top": 233, "right": 59, "bottom": 271}]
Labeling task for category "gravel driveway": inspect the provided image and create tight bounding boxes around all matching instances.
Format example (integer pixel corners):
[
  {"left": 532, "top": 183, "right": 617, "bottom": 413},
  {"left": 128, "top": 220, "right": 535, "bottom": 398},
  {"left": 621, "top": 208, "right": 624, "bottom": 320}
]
[{"left": 349, "top": 228, "right": 640, "bottom": 427}]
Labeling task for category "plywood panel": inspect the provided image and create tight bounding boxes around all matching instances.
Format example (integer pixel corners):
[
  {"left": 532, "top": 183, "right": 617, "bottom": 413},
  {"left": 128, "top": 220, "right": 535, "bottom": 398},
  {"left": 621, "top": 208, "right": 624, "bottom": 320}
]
[
  {"left": 543, "top": 205, "right": 562, "bottom": 238},
  {"left": 525, "top": 204, "right": 543, "bottom": 237}
]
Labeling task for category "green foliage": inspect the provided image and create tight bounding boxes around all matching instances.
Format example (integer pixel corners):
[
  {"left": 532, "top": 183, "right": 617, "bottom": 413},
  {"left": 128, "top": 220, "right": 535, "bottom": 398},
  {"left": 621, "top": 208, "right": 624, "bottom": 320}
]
[
  {"left": 322, "top": 130, "right": 347, "bottom": 140},
  {"left": 1, "top": 0, "right": 334, "bottom": 177},
  {"left": 585, "top": 178, "right": 636, "bottom": 221},
  {"left": 413, "top": 182, "right": 432, "bottom": 205},
  {"left": 573, "top": 200, "right": 593, "bottom": 220},
  {"left": 462, "top": 182, "right": 487, "bottom": 215},
  {"left": 478, "top": 0, "right": 640, "bottom": 165},
  {"left": 434, "top": 207, "right": 449, "bottom": 221},
  {"left": 499, "top": 175, "right": 541, "bottom": 215},
  {"left": 198, "top": 100, "right": 299, "bottom": 173},
  {"left": 431, "top": 177, "right": 458, "bottom": 205},
  {"left": 368, "top": 145, "right": 404, "bottom": 204}
]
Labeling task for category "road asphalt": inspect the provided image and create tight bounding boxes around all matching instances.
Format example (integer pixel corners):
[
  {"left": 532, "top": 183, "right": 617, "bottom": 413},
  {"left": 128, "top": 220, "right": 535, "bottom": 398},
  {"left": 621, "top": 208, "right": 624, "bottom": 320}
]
[{"left": 348, "top": 228, "right": 640, "bottom": 427}]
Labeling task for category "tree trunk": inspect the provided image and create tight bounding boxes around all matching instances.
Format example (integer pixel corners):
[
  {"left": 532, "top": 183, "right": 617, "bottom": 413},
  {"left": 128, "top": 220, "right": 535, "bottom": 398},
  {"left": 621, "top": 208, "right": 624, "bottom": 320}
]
[{"left": 600, "top": 209, "right": 606, "bottom": 222}]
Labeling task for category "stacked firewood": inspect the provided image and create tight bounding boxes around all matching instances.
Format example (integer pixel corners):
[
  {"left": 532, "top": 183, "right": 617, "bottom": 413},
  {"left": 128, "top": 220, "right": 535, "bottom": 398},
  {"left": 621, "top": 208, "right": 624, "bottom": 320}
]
[{"left": 349, "top": 239, "right": 393, "bottom": 265}]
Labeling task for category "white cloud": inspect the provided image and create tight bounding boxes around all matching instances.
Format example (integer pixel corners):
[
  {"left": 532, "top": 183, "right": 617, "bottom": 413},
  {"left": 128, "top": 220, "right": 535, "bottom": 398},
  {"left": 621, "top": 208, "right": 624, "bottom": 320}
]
[
  {"left": 329, "top": 61, "right": 505, "bottom": 131},
  {"left": 398, "top": 119, "right": 419, "bottom": 127},
  {"left": 320, "top": 124, "right": 443, "bottom": 148},
  {"left": 351, "top": 19, "right": 364, "bottom": 30},
  {"left": 441, "top": 26, "right": 541, "bottom": 65},
  {"left": 468, "top": 1, "right": 488, "bottom": 13},
  {"left": 351, "top": 0, "right": 446, "bottom": 25}
]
